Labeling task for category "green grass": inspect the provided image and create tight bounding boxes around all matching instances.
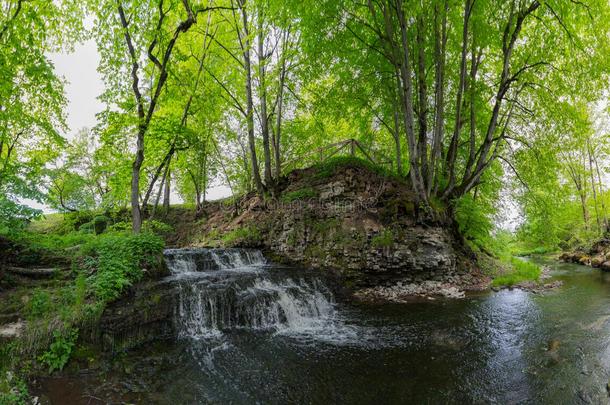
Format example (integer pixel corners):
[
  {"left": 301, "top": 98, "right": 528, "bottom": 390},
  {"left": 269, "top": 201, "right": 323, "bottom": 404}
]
[
  {"left": 492, "top": 258, "right": 541, "bottom": 287},
  {"left": 512, "top": 246, "right": 556, "bottom": 257}
]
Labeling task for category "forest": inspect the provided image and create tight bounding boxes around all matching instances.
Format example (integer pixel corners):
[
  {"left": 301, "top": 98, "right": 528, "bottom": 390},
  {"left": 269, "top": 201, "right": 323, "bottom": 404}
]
[{"left": 2, "top": 0, "right": 610, "bottom": 403}]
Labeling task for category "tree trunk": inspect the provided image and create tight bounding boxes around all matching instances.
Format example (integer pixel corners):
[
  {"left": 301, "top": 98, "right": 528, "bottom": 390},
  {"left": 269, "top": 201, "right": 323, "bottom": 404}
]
[
  {"left": 257, "top": 20, "right": 272, "bottom": 185},
  {"left": 131, "top": 130, "right": 144, "bottom": 232},
  {"left": 239, "top": 0, "right": 264, "bottom": 195},
  {"left": 163, "top": 169, "right": 171, "bottom": 213},
  {"left": 444, "top": 0, "right": 472, "bottom": 196},
  {"left": 394, "top": 0, "right": 427, "bottom": 205},
  {"left": 429, "top": 0, "right": 447, "bottom": 194},
  {"left": 392, "top": 92, "right": 402, "bottom": 176},
  {"left": 415, "top": 13, "right": 428, "bottom": 189}
]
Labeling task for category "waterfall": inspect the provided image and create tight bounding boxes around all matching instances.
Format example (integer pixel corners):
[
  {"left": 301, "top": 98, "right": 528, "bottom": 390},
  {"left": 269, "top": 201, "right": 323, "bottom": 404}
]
[
  {"left": 164, "top": 248, "right": 341, "bottom": 340},
  {"left": 164, "top": 248, "right": 266, "bottom": 274}
]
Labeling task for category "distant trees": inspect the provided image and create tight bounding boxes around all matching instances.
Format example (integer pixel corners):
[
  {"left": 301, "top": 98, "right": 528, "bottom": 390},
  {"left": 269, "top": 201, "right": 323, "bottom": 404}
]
[{"left": 0, "top": 0, "right": 82, "bottom": 225}]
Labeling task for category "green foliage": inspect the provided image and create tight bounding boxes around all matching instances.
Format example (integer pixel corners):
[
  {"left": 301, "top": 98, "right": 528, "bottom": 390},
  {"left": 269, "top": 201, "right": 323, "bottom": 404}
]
[
  {"left": 142, "top": 220, "right": 174, "bottom": 235},
  {"left": 492, "top": 258, "right": 541, "bottom": 287},
  {"left": 39, "top": 329, "right": 79, "bottom": 373},
  {"left": 92, "top": 215, "right": 110, "bottom": 234},
  {"left": 27, "top": 291, "right": 51, "bottom": 319},
  {"left": 371, "top": 229, "right": 394, "bottom": 248},
  {"left": 281, "top": 187, "right": 317, "bottom": 202},
  {"left": 81, "top": 232, "right": 164, "bottom": 302},
  {"left": 454, "top": 194, "right": 494, "bottom": 252},
  {"left": 107, "top": 221, "right": 132, "bottom": 232},
  {"left": 512, "top": 246, "right": 556, "bottom": 257},
  {"left": 0, "top": 371, "right": 29, "bottom": 405}
]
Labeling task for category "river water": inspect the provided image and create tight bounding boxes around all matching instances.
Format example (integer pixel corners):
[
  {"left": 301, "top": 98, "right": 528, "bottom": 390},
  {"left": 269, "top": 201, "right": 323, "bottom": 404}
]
[{"left": 37, "top": 251, "right": 610, "bottom": 404}]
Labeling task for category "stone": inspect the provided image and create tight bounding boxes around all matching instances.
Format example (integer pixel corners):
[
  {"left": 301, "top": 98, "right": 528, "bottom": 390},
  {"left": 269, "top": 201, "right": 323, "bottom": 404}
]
[
  {"left": 591, "top": 256, "right": 604, "bottom": 268},
  {"left": 0, "top": 320, "right": 24, "bottom": 339},
  {"left": 601, "top": 261, "right": 610, "bottom": 271}
]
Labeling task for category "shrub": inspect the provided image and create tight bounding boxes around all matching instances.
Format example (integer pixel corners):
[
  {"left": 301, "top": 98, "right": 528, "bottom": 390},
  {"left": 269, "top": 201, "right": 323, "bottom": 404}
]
[
  {"left": 92, "top": 215, "right": 110, "bottom": 235},
  {"left": 454, "top": 194, "right": 493, "bottom": 252},
  {"left": 0, "top": 371, "right": 29, "bottom": 405},
  {"left": 107, "top": 221, "right": 131, "bottom": 232},
  {"left": 78, "top": 221, "right": 94, "bottom": 234},
  {"left": 39, "top": 329, "right": 78, "bottom": 373}
]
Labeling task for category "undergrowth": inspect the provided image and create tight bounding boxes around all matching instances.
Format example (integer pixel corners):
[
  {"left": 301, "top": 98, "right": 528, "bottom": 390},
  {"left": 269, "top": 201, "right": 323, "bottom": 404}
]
[{"left": 0, "top": 212, "right": 166, "bottom": 401}]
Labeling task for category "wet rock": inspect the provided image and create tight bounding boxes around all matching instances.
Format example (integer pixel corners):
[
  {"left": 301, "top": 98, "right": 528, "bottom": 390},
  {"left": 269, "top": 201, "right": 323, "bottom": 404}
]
[
  {"left": 601, "top": 261, "right": 610, "bottom": 272},
  {"left": 591, "top": 256, "right": 604, "bottom": 268},
  {"left": 354, "top": 277, "right": 471, "bottom": 303},
  {"left": 5, "top": 266, "right": 58, "bottom": 279}
]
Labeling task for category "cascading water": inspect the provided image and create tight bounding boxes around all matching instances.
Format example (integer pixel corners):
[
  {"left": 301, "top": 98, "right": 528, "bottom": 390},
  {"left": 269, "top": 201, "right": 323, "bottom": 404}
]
[{"left": 163, "top": 248, "right": 343, "bottom": 340}]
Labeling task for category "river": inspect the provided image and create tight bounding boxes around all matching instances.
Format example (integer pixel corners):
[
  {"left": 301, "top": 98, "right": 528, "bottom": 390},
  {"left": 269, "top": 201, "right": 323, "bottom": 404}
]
[{"left": 37, "top": 251, "right": 610, "bottom": 404}]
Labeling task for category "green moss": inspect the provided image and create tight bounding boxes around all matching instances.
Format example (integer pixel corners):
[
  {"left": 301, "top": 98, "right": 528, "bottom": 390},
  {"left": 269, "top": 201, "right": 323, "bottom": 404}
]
[
  {"left": 371, "top": 228, "right": 394, "bottom": 248},
  {"left": 281, "top": 187, "right": 318, "bottom": 202},
  {"left": 222, "top": 226, "right": 261, "bottom": 246},
  {"left": 492, "top": 258, "right": 541, "bottom": 287},
  {"left": 311, "top": 218, "right": 340, "bottom": 235}
]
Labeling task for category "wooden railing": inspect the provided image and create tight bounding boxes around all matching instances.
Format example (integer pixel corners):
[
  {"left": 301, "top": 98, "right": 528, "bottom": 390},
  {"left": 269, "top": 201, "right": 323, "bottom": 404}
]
[{"left": 282, "top": 138, "right": 394, "bottom": 172}]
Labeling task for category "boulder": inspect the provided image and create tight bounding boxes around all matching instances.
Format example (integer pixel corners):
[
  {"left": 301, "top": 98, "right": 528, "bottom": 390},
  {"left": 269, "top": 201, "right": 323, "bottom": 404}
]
[
  {"left": 601, "top": 261, "right": 610, "bottom": 272},
  {"left": 578, "top": 255, "right": 590, "bottom": 265},
  {"left": 591, "top": 256, "right": 604, "bottom": 268}
]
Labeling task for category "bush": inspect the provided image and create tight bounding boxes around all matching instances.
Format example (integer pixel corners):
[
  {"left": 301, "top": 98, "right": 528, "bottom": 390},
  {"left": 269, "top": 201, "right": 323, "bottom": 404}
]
[
  {"left": 107, "top": 221, "right": 131, "bottom": 232},
  {"left": 39, "top": 329, "right": 78, "bottom": 373},
  {"left": 492, "top": 258, "right": 541, "bottom": 287},
  {"left": 0, "top": 371, "right": 29, "bottom": 405},
  {"left": 454, "top": 194, "right": 493, "bottom": 252},
  {"left": 78, "top": 221, "right": 94, "bottom": 234},
  {"left": 92, "top": 215, "right": 110, "bottom": 235}
]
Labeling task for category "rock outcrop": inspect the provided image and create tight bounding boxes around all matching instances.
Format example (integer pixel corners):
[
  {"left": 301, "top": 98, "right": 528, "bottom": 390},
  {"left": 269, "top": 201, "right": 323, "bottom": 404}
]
[
  {"left": 167, "top": 160, "right": 488, "bottom": 294},
  {"left": 560, "top": 238, "right": 610, "bottom": 271}
]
